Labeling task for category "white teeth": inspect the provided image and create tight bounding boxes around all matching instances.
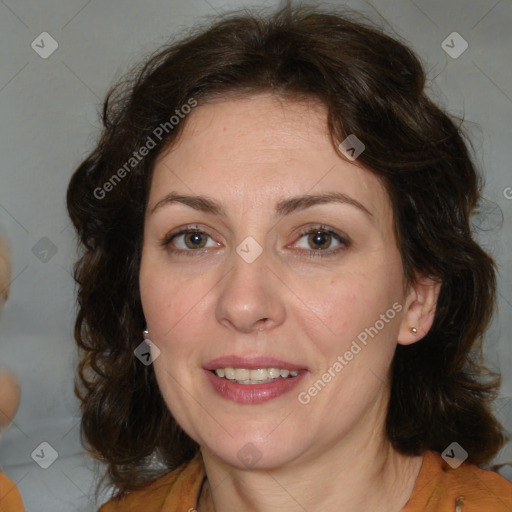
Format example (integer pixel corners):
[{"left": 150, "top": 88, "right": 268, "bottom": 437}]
[
  {"left": 267, "top": 368, "right": 281, "bottom": 379},
  {"left": 234, "top": 368, "right": 250, "bottom": 380},
  {"left": 213, "top": 367, "right": 301, "bottom": 382},
  {"left": 250, "top": 369, "right": 268, "bottom": 381},
  {"left": 234, "top": 379, "right": 276, "bottom": 385},
  {"left": 224, "top": 367, "right": 235, "bottom": 379}
]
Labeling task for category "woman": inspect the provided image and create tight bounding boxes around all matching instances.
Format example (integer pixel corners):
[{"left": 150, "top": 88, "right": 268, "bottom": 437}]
[{"left": 66, "top": 6, "right": 512, "bottom": 511}]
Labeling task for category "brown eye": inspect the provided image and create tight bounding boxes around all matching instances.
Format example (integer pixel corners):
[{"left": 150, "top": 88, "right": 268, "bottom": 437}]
[
  {"left": 293, "top": 225, "right": 350, "bottom": 258},
  {"left": 161, "top": 225, "right": 221, "bottom": 256},
  {"left": 307, "top": 231, "right": 333, "bottom": 250},
  {"left": 182, "top": 231, "right": 208, "bottom": 249}
]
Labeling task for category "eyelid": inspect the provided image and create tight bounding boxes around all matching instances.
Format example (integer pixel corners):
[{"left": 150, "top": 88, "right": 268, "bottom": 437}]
[
  {"left": 290, "top": 225, "right": 351, "bottom": 255},
  {"left": 161, "top": 223, "right": 351, "bottom": 257},
  {"left": 160, "top": 224, "right": 220, "bottom": 249}
]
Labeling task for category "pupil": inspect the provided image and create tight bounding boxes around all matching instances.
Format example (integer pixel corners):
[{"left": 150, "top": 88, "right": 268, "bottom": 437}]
[
  {"left": 187, "top": 232, "right": 204, "bottom": 248},
  {"left": 310, "top": 231, "right": 329, "bottom": 250},
  {"left": 184, "top": 231, "right": 331, "bottom": 250}
]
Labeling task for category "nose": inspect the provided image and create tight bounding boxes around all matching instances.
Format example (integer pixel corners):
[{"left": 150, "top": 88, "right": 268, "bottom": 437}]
[{"left": 215, "top": 248, "right": 286, "bottom": 334}]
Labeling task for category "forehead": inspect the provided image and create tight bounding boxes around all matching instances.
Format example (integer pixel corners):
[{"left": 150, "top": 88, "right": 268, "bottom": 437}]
[{"left": 150, "top": 93, "right": 392, "bottom": 228}]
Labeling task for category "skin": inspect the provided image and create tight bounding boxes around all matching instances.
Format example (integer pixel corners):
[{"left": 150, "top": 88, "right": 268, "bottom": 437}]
[{"left": 139, "top": 93, "right": 441, "bottom": 512}]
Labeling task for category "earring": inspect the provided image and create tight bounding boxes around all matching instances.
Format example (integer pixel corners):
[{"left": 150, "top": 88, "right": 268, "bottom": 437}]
[
  {"left": 411, "top": 327, "right": 418, "bottom": 334},
  {"left": 143, "top": 329, "right": 150, "bottom": 340}
]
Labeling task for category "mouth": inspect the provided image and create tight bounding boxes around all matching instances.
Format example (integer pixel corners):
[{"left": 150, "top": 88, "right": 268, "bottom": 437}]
[
  {"left": 203, "top": 356, "right": 308, "bottom": 404},
  {"left": 210, "top": 367, "right": 302, "bottom": 384}
]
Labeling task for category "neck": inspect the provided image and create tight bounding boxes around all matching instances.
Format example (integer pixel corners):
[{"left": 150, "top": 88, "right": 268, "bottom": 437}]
[{"left": 197, "top": 396, "right": 424, "bottom": 512}]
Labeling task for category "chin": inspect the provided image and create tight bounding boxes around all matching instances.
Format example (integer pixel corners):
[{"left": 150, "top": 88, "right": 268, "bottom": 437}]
[{"left": 199, "top": 429, "right": 308, "bottom": 471}]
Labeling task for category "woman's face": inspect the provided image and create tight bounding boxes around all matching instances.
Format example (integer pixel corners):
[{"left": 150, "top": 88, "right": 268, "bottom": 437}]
[{"left": 140, "top": 93, "right": 414, "bottom": 469}]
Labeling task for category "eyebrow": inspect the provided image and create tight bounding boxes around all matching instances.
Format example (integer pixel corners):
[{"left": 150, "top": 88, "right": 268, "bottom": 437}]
[{"left": 150, "top": 191, "right": 373, "bottom": 219}]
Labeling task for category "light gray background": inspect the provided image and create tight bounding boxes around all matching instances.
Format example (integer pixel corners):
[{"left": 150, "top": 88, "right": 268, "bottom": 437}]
[{"left": 0, "top": 0, "right": 511, "bottom": 510}]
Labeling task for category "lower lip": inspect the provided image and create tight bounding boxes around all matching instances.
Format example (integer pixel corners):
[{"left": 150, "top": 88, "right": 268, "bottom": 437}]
[{"left": 204, "top": 369, "right": 307, "bottom": 404}]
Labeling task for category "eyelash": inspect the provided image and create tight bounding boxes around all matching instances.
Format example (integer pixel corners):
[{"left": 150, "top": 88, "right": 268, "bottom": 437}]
[{"left": 160, "top": 224, "right": 351, "bottom": 258}]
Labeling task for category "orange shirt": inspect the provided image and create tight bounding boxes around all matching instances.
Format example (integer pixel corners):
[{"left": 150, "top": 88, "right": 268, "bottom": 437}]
[
  {"left": 99, "top": 450, "right": 512, "bottom": 511},
  {"left": 0, "top": 472, "right": 25, "bottom": 512}
]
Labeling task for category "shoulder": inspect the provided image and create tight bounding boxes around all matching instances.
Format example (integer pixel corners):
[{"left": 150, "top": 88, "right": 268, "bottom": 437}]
[
  {"left": 98, "top": 452, "right": 205, "bottom": 512},
  {"left": 0, "top": 471, "right": 25, "bottom": 512},
  {"left": 404, "top": 450, "right": 512, "bottom": 511}
]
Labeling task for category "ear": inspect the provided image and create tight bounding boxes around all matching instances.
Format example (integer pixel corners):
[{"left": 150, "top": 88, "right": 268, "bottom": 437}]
[{"left": 397, "top": 274, "right": 442, "bottom": 346}]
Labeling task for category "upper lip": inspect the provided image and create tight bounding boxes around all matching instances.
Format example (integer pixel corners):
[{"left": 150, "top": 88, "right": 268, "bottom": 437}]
[{"left": 204, "top": 355, "right": 307, "bottom": 372}]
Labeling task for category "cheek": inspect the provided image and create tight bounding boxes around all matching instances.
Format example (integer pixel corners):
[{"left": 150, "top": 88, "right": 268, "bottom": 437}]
[
  {"left": 303, "top": 262, "right": 403, "bottom": 356},
  {"left": 139, "top": 265, "right": 170, "bottom": 327},
  {"left": 139, "top": 254, "right": 213, "bottom": 346},
  {"left": 140, "top": 250, "right": 182, "bottom": 317}
]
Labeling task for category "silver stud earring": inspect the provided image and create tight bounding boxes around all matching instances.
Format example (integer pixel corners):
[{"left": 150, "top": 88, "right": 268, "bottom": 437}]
[
  {"left": 143, "top": 329, "right": 150, "bottom": 340},
  {"left": 411, "top": 327, "right": 418, "bottom": 334}
]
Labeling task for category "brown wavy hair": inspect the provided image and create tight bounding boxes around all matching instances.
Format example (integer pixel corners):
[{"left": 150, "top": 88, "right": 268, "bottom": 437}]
[{"left": 66, "top": 4, "right": 505, "bottom": 497}]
